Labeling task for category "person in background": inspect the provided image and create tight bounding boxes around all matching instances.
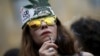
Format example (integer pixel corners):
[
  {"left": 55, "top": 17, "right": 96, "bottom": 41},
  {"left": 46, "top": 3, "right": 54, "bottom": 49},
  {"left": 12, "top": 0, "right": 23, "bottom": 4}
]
[
  {"left": 71, "top": 16, "right": 100, "bottom": 56},
  {"left": 4, "top": 48, "right": 19, "bottom": 56},
  {"left": 20, "top": 0, "right": 93, "bottom": 56}
]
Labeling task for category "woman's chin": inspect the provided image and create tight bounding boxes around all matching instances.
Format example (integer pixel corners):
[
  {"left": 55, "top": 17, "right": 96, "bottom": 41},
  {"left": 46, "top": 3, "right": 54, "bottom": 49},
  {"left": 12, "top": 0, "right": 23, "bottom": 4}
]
[{"left": 42, "top": 37, "right": 50, "bottom": 42}]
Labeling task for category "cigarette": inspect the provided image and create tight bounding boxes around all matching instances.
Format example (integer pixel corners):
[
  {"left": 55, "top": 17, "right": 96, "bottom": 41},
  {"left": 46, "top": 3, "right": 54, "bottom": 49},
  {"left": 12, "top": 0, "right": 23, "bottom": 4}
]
[
  {"left": 49, "top": 37, "right": 54, "bottom": 43},
  {"left": 48, "top": 37, "right": 55, "bottom": 52}
]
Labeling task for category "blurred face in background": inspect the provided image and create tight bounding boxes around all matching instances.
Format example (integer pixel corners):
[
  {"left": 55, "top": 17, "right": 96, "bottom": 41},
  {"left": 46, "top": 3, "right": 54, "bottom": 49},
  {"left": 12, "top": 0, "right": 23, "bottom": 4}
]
[{"left": 28, "top": 16, "right": 57, "bottom": 45}]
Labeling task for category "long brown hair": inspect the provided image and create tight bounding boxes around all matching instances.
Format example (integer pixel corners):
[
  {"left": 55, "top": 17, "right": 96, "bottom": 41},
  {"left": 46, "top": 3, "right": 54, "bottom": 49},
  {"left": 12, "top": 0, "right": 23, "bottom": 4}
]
[{"left": 20, "top": 18, "right": 79, "bottom": 56}]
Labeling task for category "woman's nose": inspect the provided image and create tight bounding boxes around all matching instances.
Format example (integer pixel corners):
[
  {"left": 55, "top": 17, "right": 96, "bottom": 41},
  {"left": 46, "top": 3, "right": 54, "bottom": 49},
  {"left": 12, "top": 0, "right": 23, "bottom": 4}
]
[{"left": 41, "top": 21, "right": 48, "bottom": 29}]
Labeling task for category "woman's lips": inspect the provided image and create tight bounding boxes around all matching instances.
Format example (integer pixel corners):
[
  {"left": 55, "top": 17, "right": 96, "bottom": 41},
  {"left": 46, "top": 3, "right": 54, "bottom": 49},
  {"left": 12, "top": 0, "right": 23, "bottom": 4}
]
[{"left": 41, "top": 31, "right": 51, "bottom": 36}]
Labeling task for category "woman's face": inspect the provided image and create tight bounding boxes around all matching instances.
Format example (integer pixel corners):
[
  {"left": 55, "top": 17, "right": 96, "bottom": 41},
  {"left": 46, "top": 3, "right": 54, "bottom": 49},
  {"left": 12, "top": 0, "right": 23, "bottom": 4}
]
[{"left": 29, "top": 17, "right": 57, "bottom": 45}]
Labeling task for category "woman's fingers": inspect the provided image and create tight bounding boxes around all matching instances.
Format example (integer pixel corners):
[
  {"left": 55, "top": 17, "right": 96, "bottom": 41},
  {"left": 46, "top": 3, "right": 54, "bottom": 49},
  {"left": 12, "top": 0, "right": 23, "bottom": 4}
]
[
  {"left": 39, "top": 41, "right": 58, "bottom": 56},
  {"left": 40, "top": 40, "right": 58, "bottom": 51}
]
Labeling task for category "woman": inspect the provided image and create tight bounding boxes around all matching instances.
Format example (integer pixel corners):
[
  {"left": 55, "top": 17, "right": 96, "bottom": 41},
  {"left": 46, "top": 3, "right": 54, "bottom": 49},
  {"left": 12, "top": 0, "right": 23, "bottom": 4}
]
[
  {"left": 20, "top": 0, "right": 93, "bottom": 56},
  {"left": 21, "top": 17, "right": 78, "bottom": 56}
]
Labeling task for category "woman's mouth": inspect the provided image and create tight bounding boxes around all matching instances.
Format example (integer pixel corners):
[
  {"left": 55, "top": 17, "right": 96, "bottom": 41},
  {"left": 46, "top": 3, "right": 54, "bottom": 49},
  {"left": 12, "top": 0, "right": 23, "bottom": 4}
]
[{"left": 41, "top": 31, "right": 51, "bottom": 36}]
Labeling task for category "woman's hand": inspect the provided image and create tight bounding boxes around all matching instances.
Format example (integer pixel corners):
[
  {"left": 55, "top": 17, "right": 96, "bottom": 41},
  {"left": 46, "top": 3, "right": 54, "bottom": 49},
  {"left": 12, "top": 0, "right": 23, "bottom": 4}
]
[{"left": 39, "top": 41, "right": 58, "bottom": 56}]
